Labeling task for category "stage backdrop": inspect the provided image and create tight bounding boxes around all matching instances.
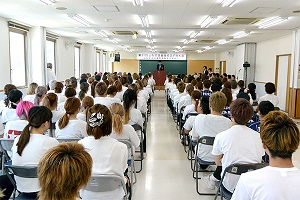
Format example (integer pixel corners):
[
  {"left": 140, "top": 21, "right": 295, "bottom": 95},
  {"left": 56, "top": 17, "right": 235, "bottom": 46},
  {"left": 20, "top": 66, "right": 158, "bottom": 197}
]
[{"left": 139, "top": 60, "right": 187, "bottom": 75}]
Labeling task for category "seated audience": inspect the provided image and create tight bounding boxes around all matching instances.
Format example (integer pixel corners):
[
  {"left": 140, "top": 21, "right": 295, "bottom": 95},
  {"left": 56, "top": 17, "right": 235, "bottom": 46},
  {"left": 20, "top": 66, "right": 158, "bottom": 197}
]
[
  {"left": 57, "top": 87, "right": 77, "bottom": 111},
  {"left": 42, "top": 93, "right": 65, "bottom": 123},
  {"left": 79, "top": 104, "right": 129, "bottom": 200},
  {"left": 182, "top": 90, "right": 201, "bottom": 120},
  {"left": 247, "top": 83, "right": 259, "bottom": 109},
  {"left": 12, "top": 106, "right": 59, "bottom": 198},
  {"left": 0, "top": 84, "right": 17, "bottom": 114},
  {"left": 2, "top": 89, "right": 23, "bottom": 123},
  {"left": 23, "top": 82, "right": 38, "bottom": 103},
  {"left": 106, "top": 85, "right": 122, "bottom": 104},
  {"left": 178, "top": 83, "right": 194, "bottom": 112},
  {"left": 77, "top": 96, "right": 94, "bottom": 122},
  {"left": 94, "top": 82, "right": 113, "bottom": 108},
  {"left": 232, "top": 111, "right": 300, "bottom": 200},
  {"left": 78, "top": 82, "right": 89, "bottom": 101},
  {"left": 34, "top": 86, "right": 47, "bottom": 106},
  {"left": 259, "top": 82, "right": 279, "bottom": 108},
  {"left": 201, "top": 79, "right": 212, "bottom": 97},
  {"left": 128, "top": 84, "right": 147, "bottom": 114},
  {"left": 55, "top": 97, "right": 87, "bottom": 139},
  {"left": 38, "top": 142, "right": 92, "bottom": 200},
  {"left": 172, "top": 82, "right": 185, "bottom": 112},
  {"left": 203, "top": 98, "right": 265, "bottom": 192}
]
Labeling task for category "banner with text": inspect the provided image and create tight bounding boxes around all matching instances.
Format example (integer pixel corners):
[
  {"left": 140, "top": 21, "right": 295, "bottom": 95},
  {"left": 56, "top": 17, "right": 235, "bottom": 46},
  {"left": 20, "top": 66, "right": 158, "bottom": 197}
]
[{"left": 137, "top": 53, "right": 186, "bottom": 60}]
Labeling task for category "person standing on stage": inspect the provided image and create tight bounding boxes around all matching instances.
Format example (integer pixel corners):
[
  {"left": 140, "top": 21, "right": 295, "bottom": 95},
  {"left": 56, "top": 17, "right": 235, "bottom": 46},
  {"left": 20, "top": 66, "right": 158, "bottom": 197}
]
[{"left": 157, "top": 60, "right": 164, "bottom": 71}]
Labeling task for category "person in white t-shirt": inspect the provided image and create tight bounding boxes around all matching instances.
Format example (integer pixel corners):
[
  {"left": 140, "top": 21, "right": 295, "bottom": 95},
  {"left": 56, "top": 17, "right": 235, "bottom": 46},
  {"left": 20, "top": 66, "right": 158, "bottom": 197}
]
[
  {"left": 110, "top": 103, "right": 140, "bottom": 163},
  {"left": 128, "top": 84, "right": 147, "bottom": 115},
  {"left": 94, "top": 82, "right": 113, "bottom": 108},
  {"left": 4, "top": 101, "right": 34, "bottom": 139},
  {"left": 23, "top": 82, "right": 38, "bottom": 104},
  {"left": 182, "top": 90, "right": 201, "bottom": 120},
  {"left": 173, "top": 82, "right": 186, "bottom": 112},
  {"left": 232, "top": 111, "right": 300, "bottom": 200},
  {"left": 106, "top": 85, "right": 122, "bottom": 104},
  {"left": 55, "top": 97, "right": 87, "bottom": 139},
  {"left": 12, "top": 106, "right": 59, "bottom": 198},
  {"left": 46, "top": 63, "right": 56, "bottom": 84},
  {"left": 203, "top": 98, "right": 265, "bottom": 192},
  {"left": 79, "top": 104, "right": 129, "bottom": 200},
  {"left": 1, "top": 89, "right": 23, "bottom": 123},
  {"left": 178, "top": 83, "right": 194, "bottom": 112},
  {"left": 77, "top": 96, "right": 94, "bottom": 122},
  {"left": 57, "top": 87, "right": 77, "bottom": 111},
  {"left": 259, "top": 82, "right": 279, "bottom": 108},
  {"left": 191, "top": 92, "right": 232, "bottom": 170},
  {"left": 38, "top": 142, "right": 92, "bottom": 200},
  {"left": 42, "top": 93, "right": 65, "bottom": 124}
]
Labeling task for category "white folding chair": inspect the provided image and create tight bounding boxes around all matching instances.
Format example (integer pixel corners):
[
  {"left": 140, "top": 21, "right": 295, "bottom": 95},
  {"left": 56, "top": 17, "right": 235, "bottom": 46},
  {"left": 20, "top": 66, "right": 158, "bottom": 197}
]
[
  {"left": 56, "top": 138, "right": 81, "bottom": 143},
  {"left": 131, "top": 124, "right": 143, "bottom": 173},
  {"left": 0, "top": 138, "right": 14, "bottom": 175}
]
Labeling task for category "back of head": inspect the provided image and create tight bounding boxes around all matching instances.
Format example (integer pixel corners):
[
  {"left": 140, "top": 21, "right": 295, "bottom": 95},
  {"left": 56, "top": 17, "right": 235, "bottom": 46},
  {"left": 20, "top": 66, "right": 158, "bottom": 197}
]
[
  {"left": 107, "top": 85, "right": 117, "bottom": 95},
  {"left": 196, "top": 81, "right": 203, "bottom": 90},
  {"left": 79, "top": 82, "right": 89, "bottom": 100},
  {"left": 4, "top": 84, "right": 17, "bottom": 96},
  {"left": 110, "top": 103, "right": 125, "bottom": 135},
  {"left": 177, "top": 82, "right": 185, "bottom": 93},
  {"left": 42, "top": 93, "right": 58, "bottom": 109},
  {"left": 237, "top": 91, "right": 250, "bottom": 101},
  {"left": 71, "top": 80, "right": 77, "bottom": 89},
  {"left": 95, "top": 75, "right": 101, "bottom": 82},
  {"left": 87, "top": 104, "right": 112, "bottom": 139},
  {"left": 209, "top": 91, "right": 227, "bottom": 112},
  {"left": 49, "top": 80, "right": 57, "bottom": 90},
  {"left": 88, "top": 77, "right": 95, "bottom": 84},
  {"left": 258, "top": 101, "right": 274, "bottom": 116},
  {"left": 64, "top": 87, "right": 76, "bottom": 98},
  {"left": 81, "top": 73, "right": 88, "bottom": 80},
  {"left": 231, "top": 80, "right": 238, "bottom": 89},
  {"left": 58, "top": 97, "right": 81, "bottom": 129},
  {"left": 237, "top": 80, "right": 245, "bottom": 88},
  {"left": 27, "top": 82, "right": 38, "bottom": 95},
  {"left": 8, "top": 89, "right": 23, "bottom": 108},
  {"left": 200, "top": 96, "right": 210, "bottom": 114},
  {"left": 223, "top": 81, "right": 231, "bottom": 89},
  {"left": 38, "top": 142, "right": 92, "bottom": 200},
  {"left": 35, "top": 86, "right": 47, "bottom": 105},
  {"left": 16, "top": 101, "right": 34, "bottom": 119},
  {"left": 128, "top": 84, "right": 138, "bottom": 93},
  {"left": 260, "top": 111, "right": 300, "bottom": 159},
  {"left": 230, "top": 98, "right": 254, "bottom": 125},
  {"left": 221, "top": 88, "right": 232, "bottom": 107},
  {"left": 203, "top": 79, "right": 211, "bottom": 89},
  {"left": 70, "top": 77, "right": 77, "bottom": 82},
  {"left": 120, "top": 77, "right": 127, "bottom": 85},
  {"left": 54, "top": 82, "right": 63, "bottom": 93},
  {"left": 186, "top": 84, "right": 194, "bottom": 95},
  {"left": 17, "top": 106, "right": 53, "bottom": 156},
  {"left": 114, "top": 80, "right": 122, "bottom": 92},
  {"left": 265, "top": 82, "right": 276, "bottom": 94},
  {"left": 82, "top": 96, "right": 94, "bottom": 110},
  {"left": 95, "top": 82, "right": 108, "bottom": 96},
  {"left": 123, "top": 89, "right": 137, "bottom": 124}
]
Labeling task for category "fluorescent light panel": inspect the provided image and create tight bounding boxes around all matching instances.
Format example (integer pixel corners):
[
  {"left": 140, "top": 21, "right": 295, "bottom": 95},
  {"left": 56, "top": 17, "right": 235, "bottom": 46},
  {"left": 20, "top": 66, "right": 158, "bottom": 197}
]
[
  {"left": 183, "top": 39, "right": 191, "bottom": 44},
  {"left": 68, "top": 14, "right": 91, "bottom": 26},
  {"left": 148, "top": 39, "right": 153, "bottom": 44},
  {"left": 257, "top": 16, "right": 289, "bottom": 29},
  {"left": 40, "top": 0, "right": 56, "bottom": 5},
  {"left": 139, "top": 15, "right": 149, "bottom": 27},
  {"left": 217, "top": 39, "right": 231, "bottom": 45},
  {"left": 132, "top": 0, "right": 144, "bottom": 6},
  {"left": 107, "top": 38, "right": 118, "bottom": 44},
  {"left": 145, "top": 30, "right": 152, "bottom": 38},
  {"left": 199, "top": 16, "right": 218, "bottom": 28},
  {"left": 190, "top": 31, "right": 201, "bottom": 38},
  {"left": 221, "top": 0, "right": 238, "bottom": 7},
  {"left": 233, "top": 31, "right": 250, "bottom": 39},
  {"left": 95, "top": 30, "right": 108, "bottom": 37}
]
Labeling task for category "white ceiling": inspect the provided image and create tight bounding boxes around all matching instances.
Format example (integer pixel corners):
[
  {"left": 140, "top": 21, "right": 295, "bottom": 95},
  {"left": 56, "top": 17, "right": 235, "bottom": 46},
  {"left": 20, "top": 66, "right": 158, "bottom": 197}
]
[{"left": 0, "top": 0, "right": 300, "bottom": 53}]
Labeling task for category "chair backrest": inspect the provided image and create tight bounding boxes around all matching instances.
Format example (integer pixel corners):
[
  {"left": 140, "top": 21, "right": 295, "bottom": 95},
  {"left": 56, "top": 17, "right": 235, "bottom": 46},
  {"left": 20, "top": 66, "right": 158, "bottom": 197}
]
[
  {"left": 224, "top": 163, "right": 268, "bottom": 176},
  {"left": 198, "top": 136, "right": 215, "bottom": 146},
  {"left": 5, "top": 165, "right": 38, "bottom": 178},
  {"left": 131, "top": 124, "right": 142, "bottom": 132},
  {"left": 0, "top": 138, "right": 14, "bottom": 151},
  {"left": 186, "top": 113, "right": 198, "bottom": 119},
  {"left": 84, "top": 174, "right": 127, "bottom": 194},
  {"left": 56, "top": 138, "right": 80, "bottom": 143}
]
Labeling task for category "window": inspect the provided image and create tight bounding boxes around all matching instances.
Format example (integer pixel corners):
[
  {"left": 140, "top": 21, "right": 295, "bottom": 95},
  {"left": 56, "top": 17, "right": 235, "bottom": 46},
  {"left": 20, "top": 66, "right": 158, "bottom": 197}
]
[
  {"left": 74, "top": 46, "right": 80, "bottom": 78},
  {"left": 46, "top": 39, "right": 56, "bottom": 73},
  {"left": 96, "top": 51, "right": 101, "bottom": 73},
  {"left": 102, "top": 52, "right": 107, "bottom": 72},
  {"left": 9, "top": 30, "right": 27, "bottom": 86}
]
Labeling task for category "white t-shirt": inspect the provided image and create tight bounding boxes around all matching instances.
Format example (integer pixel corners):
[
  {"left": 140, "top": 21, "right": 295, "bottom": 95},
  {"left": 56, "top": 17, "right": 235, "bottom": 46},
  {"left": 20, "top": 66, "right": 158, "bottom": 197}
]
[
  {"left": 182, "top": 104, "right": 196, "bottom": 120},
  {"left": 138, "top": 90, "right": 149, "bottom": 101},
  {"left": 77, "top": 112, "right": 87, "bottom": 122},
  {"left": 57, "top": 94, "right": 67, "bottom": 104},
  {"left": 23, "top": 95, "right": 35, "bottom": 104},
  {"left": 52, "top": 110, "right": 65, "bottom": 123},
  {"left": 55, "top": 119, "right": 87, "bottom": 139},
  {"left": 259, "top": 94, "right": 279, "bottom": 107},
  {"left": 94, "top": 97, "right": 113, "bottom": 108},
  {"left": 173, "top": 93, "right": 186, "bottom": 108},
  {"left": 137, "top": 96, "right": 147, "bottom": 114},
  {"left": 191, "top": 114, "right": 232, "bottom": 162},
  {"left": 4, "top": 120, "right": 28, "bottom": 138},
  {"left": 106, "top": 96, "right": 122, "bottom": 104},
  {"left": 57, "top": 101, "right": 65, "bottom": 111},
  {"left": 178, "top": 94, "right": 192, "bottom": 112},
  {"left": 115, "top": 86, "right": 128, "bottom": 102},
  {"left": 184, "top": 116, "right": 197, "bottom": 132},
  {"left": 212, "top": 125, "right": 265, "bottom": 193},
  {"left": 46, "top": 68, "right": 56, "bottom": 84},
  {"left": 110, "top": 124, "right": 140, "bottom": 159},
  {"left": 12, "top": 134, "right": 59, "bottom": 192},
  {"left": 128, "top": 107, "right": 143, "bottom": 139},
  {"left": 232, "top": 166, "right": 300, "bottom": 200},
  {"left": 79, "top": 136, "right": 128, "bottom": 200},
  {"left": 1, "top": 108, "right": 19, "bottom": 123}
]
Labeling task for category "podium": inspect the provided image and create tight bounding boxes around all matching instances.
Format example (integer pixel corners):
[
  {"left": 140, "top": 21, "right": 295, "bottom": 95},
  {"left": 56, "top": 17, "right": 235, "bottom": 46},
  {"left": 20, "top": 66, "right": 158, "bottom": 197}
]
[{"left": 153, "top": 70, "right": 166, "bottom": 90}]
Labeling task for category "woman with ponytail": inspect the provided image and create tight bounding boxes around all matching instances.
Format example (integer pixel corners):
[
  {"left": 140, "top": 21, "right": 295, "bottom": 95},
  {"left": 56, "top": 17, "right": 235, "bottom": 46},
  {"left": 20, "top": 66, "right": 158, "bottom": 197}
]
[
  {"left": 1, "top": 89, "right": 23, "bottom": 123},
  {"left": 11, "top": 106, "right": 58, "bottom": 198},
  {"left": 79, "top": 104, "right": 129, "bottom": 200},
  {"left": 110, "top": 103, "right": 140, "bottom": 158},
  {"left": 55, "top": 97, "right": 87, "bottom": 139},
  {"left": 78, "top": 82, "right": 89, "bottom": 101},
  {"left": 77, "top": 96, "right": 94, "bottom": 121},
  {"left": 123, "top": 89, "right": 143, "bottom": 139},
  {"left": 182, "top": 90, "right": 201, "bottom": 120},
  {"left": 106, "top": 85, "right": 122, "bottom": 104},
  {"left": 34, "top": 86, "right": 47, "bottom": 106},
  {"left": 42, "top": 93, "right": 65, "bottom": 123},
  {"left": 4, "top": 101, "right": 34, "bottom": 138}
]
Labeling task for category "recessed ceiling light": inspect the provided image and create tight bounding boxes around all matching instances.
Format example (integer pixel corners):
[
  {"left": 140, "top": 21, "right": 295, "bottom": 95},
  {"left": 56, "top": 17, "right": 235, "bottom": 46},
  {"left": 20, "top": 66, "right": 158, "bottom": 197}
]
[{"left": 56, "top": 7, "right": 67, "bottom": 10}]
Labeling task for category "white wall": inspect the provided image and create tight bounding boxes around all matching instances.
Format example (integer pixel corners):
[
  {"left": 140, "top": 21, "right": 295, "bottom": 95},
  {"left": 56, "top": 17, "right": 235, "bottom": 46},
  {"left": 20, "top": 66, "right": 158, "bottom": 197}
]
[
  {"left": 236, "top": 44, "right": 246, "bottom": 81},
  {"left": 82, "top": 44, "right": 96, "bottom": 74},
  {"left": 0, "top": 17, "right": 11, "bottom": 88},
  {"left": 219, "top": 48, "right": 237, "bottom": 75},
  {"left": 255, "top": 34, "right": 292, "bottom": 83}
]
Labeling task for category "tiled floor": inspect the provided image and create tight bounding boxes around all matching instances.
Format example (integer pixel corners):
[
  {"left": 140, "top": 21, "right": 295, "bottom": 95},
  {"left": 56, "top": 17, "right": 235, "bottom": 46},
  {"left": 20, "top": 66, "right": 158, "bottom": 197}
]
[
  {"left": 133, "top": 91, "right": 216, "bottom": 200},
  {"left": 132, "top": 91, "right": 300, "bottom": 200}
]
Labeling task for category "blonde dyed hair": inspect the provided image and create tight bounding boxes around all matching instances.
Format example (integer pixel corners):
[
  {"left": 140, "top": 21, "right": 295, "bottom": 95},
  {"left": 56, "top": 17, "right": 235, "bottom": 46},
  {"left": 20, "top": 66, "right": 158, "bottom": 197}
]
[
  {"left": 111, "top": 103, "right": 124, "bottom": 135},
  {"left": 260, "top": 111, "right": 300, "bottom": 159},
  {"left": 27, "top": 82, "right": 38, "bottom": 95},
  {"left": 38, "top": 142, "right": 92, "bottom": 200},
  {"left": 209, "top": 91, "right": 227, "bottom": 112},
  {"left": 58, "top": 97, "right": 81, "bottom": 129}
]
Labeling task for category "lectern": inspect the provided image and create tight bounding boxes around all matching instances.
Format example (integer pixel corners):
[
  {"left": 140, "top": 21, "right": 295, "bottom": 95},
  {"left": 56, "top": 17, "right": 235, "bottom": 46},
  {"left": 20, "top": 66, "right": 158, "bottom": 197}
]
[{"left": 153, "top": 70, "right": 166, "bottom": 90}]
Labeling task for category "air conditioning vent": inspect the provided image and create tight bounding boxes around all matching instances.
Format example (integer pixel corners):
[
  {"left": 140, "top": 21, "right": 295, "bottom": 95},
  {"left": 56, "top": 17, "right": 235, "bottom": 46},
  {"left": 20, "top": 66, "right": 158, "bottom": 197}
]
[
  {"left": 220, "top": 17, "right": 261, "bottom": 25},
  {"left": 196, "top": 40, "right": 216, "bottom": 43},
  {"left": 112, "top": 31, "right": 138, "bottom": 36}
]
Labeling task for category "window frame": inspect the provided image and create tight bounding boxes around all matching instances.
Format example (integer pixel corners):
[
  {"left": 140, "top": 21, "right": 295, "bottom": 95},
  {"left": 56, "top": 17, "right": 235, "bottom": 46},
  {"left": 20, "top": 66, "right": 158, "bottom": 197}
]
[
  {"left": 46, "top": 37, "right": 57, "bottom": 74},
  {"left": 74, "top": 45, "right": 81, "bottom": 78}
]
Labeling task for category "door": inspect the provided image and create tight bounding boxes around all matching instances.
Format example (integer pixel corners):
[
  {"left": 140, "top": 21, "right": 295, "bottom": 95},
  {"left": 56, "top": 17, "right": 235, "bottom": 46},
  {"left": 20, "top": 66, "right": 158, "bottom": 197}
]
[
  {"left": 219, "top": 61, "right": 226, "bottom": 75},
  {"left": 275, "top": 54, "right": 291, "bottom": 111}
]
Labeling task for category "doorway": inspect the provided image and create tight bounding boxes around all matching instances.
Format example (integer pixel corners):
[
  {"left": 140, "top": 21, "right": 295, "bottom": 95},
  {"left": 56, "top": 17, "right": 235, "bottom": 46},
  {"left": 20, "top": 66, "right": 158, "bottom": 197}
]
[
  {"left": 220, "top": 61, "right": 226, "bottom": 75},
  {"left": 275, "top": 54, "right": 291, "bottom": 112}
]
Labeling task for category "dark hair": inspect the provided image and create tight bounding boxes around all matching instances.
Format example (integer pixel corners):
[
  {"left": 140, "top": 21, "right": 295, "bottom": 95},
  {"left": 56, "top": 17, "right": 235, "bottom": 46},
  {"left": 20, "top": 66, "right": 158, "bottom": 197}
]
[
  {"left": 54, "top": 82, "right": 64, "bottom": 93},
  {"left": 114, "top": 80, "right": 122, "bottom": 92},
  {"left": 95, "top": 75, "right": 101, "bottom": 82},
  {"left": 107, "top": 85, "right": 117, "bottom": 95},
  {"left": 221, "top": 88, "right": 232, "bottom": 107},
  {"left": 248, "top": 83, "right": 257, "bottom": 100},
  {"left": 58, "top": 97, "right": 81, "bottom": 129},
  {"left": 8, "top": 89, "right": 23, "bottom": 109},
  {"left": 17, "top": 106, "right": 53, "bottom": 156},
  {"left": 200, "top": 96, "right": 210, "bottom": 114},
  {"left": 79, "top": 78, "right": 87, "bottom": 84},
  {"left": 123, "top": 89, "right": 137, "bottom": 124},
  {"left": 237, "top": 80, "right": 245, "bottom": 89},
  {"left": 79, "top": 82, "right": 89, "bottom": 101},
  {"left": 70, "top": 80, "right": 77, "bottom": 89},
  {"left": 186, "top": 84, "right": 194, "bottom": 95},
  {"left": 237, "top": 91, "right": 250, "bottom": 101},
  {"left": 230, "top": 98, "right": 254, "bottom": 125},
  {"left": 196, "top": 81, "right": 203, "bottom": 90},
  {"left": 65, "top": 87, "right": 76, "bottom": 98},
  {"left": 265, "top": 82, "right": 276, "bottom": 94},
  {"left": 86, "top": 104, "right": 112, "bottom": 139},
  {"left": 203, "top": 79, "right": 211, "bottom": 89},
  {"left": 95, "top": 82, "right": 108, "bottom": 96},
  {"left": 191, "top": 90, "right": 201, "bottom": 108},
  {"left": 90, "top": 81, "right": 97, "bottom": 98},
  {"left": 4, "top": 84, "right": 17, "bottom": 107},
  {"left": 42, "top": 93, "right": 58, "bottom": 109},
  {"left": 258, "top": 101, "right": 274, "bottom": 116},
  {"left": 231, "top": 80, "right": 238, "bottom": 89}
]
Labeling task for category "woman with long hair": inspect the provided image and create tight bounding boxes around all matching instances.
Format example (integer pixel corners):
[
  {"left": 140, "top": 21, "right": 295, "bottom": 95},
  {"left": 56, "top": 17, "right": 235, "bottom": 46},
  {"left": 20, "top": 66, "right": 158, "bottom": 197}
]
[
  {"left": 78, "top": 82, "right": 89, "bottom": 101},
  {"left": 42, "top": 93, "right": 65, "bottom": 123},
  {"left": 55, "top": 97, "right": 87, "bottom": 139},
  {"left": 79, "top": 104, "right": 129, "bottom": 200},
  {"left": 128, "top": 84, "right": 147, "bottom": 114},
  {"left": 77, "top": 96, "right": 94, "bottom": 122},
  {"left": 0, "top": 84, "right": 17, "bottom": 113},
  {"left": 11, "top": 106, "right": 58, "bottom": 199},
  {"left": 34, "top": 86, "right": 47, "bottom": 106}
]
